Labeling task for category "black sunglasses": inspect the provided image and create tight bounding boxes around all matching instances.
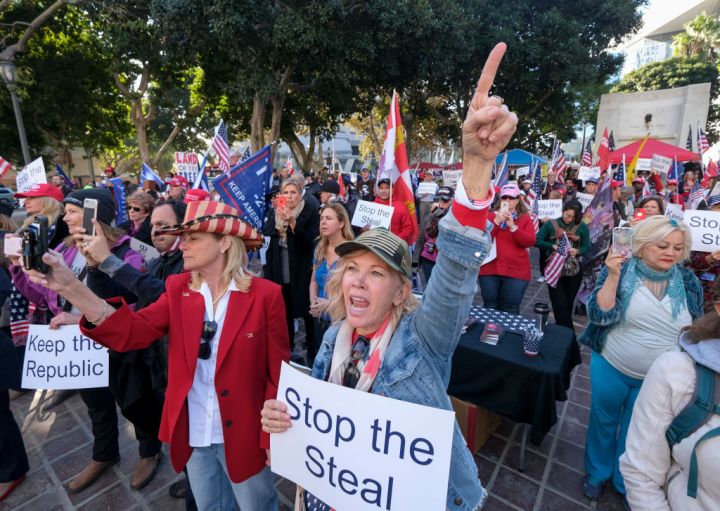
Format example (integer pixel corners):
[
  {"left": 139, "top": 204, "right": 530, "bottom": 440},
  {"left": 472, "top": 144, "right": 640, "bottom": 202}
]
[
  {"left": 198, "top": 320, "right": 217, "bottom": 360},
  {"left": 342, "top": 336, "right": 370, "bottom": 388},
  {"left": 127, "top": 206, "right": 144, "bottom": 213}
]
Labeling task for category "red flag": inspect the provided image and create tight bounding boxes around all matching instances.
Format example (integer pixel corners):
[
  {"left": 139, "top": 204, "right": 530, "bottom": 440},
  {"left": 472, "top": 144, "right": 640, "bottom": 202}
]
[
  {"left": 378, "top": 91, "right": 419, "bottom": 243},
  {"left": 596, "top": 127, "right": 610, "bottom": 171},
  {"left": 0, "top": 156, "right": 12, "bottom": 180},
  {"left": 337, "top": 173, "right": 346, "bottom": 201},
  {"left": 702, "top": 159, "right": 718, "bottom": 188}
]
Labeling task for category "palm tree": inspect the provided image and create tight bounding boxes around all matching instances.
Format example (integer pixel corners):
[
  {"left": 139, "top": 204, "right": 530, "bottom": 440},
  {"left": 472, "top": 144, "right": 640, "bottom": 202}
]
[{"left": 672, "top": 12, "right": 720, "bottom": 60}]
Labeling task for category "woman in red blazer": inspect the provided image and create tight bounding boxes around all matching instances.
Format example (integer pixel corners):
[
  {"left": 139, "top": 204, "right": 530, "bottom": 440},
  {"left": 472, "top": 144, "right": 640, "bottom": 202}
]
[{"left": 25, "top": 201, "right": 289, "bottom": 511}]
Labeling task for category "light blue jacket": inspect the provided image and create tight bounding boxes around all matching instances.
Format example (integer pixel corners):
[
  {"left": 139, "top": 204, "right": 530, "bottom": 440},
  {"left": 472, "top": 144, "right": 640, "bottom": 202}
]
[{"left": 312, "top": 210, "right": 491, "bottom": 511}]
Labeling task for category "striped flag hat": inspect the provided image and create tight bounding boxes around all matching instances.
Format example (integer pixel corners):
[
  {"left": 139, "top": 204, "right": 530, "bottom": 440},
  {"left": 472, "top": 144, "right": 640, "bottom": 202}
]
[{"left": 158, "top": 200, "right": 264, "bottom": 249}]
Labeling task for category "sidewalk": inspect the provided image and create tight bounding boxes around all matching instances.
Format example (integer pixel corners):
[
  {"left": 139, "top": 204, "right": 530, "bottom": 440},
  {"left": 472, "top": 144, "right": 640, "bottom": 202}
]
[{"left": 3, "top": 253, "right": 624, "bottom": 510}]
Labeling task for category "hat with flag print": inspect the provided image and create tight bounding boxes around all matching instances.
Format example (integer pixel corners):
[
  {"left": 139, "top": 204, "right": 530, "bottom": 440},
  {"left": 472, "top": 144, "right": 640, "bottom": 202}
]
[
  {"left": 335, "top": 227, "right": 412, "bottom": 279},
  {"left": 158, "top": 200, "right": 264, "bottom": 249}
]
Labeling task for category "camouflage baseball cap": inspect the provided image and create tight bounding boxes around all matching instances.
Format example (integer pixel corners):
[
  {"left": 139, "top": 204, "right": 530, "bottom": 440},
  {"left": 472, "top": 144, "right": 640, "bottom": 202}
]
[{"left": 335, "top": 228, "right": 412, "bottom": 279}]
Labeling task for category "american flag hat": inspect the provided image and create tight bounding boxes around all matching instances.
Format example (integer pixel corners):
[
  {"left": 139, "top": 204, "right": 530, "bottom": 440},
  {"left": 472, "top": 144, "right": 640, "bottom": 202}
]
[{"left": 158, "top": 200, "right": 264, "bottom": 249}]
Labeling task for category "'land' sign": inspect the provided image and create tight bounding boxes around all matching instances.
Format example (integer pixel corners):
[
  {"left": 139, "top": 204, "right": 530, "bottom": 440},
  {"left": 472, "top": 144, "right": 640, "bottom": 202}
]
[
  {"left": 271, "top": 363, "right": 454, "bottom": 511},
  {"left": 684, "top": 209, "right": 720, "bottom": 252},
  {"left": 351, "top": 200, "right": 394, "bottom": 230},
  {"left": 22, "top": 325, "right": 109, "bottom": 389}
]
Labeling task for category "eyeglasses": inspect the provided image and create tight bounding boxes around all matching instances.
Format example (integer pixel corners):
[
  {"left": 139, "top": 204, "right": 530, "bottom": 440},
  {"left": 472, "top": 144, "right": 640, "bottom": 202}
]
[
  {"left": 500, "top": 196, "right": 517, "bottom": 200},
  {"left": 439, "top": 198, "right": 451, "bottom": 203},
  {"left": 342, "top": 336, "right": 370, "bottom": 388},
  {"left": 127, "top": 206, "right": 144, "bottom": 213},
  {"left": 198, "top": 320, "right": 217, "bottom": 360}
]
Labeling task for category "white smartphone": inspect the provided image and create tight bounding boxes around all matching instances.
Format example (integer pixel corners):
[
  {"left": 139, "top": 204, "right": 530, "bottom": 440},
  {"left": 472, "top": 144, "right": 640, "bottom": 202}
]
[
  {"left": 3, "top": 235, "right": 21, "bottom": 256},
  {"left": 500, "top": 202, "right": 509, "bottom": 214},
  {"left": 83, "top": 198, "right": 98, "bottom": 236}
]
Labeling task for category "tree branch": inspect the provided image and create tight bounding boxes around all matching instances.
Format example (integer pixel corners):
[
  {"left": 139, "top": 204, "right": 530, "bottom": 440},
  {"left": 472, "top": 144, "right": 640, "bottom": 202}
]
[
  {"left": 0, "top": 0, "right": 13, "bottom": 12},
  {"left": 113, "top": 73, "right": 132, "bottom": 97},
  {"left": 151, "top": 123, "right": 182, "bottom": 167},
  {"left": 0, "top": 0, "right": 68, "bottom": 62},
  {"left": 519, "top": 89, "right": 554, "bottom": 120}
]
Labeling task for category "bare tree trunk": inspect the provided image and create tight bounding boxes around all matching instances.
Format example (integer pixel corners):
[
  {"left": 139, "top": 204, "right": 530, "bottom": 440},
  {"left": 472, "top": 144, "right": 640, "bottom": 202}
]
[
  {"left": 270, "top": 96, "right": 284, "bottom": 148},
  {"left": 367, "top": 115, "right": 383, "bottom": 155},
  {"left": 305, "top": 130, "right": 316, "bottom": 171},
  {"left": 150, "top": 124, "right": 182, "bottom": 168},
  {"left": 250, "top": 93, "right": 266, "bottom": 152}
]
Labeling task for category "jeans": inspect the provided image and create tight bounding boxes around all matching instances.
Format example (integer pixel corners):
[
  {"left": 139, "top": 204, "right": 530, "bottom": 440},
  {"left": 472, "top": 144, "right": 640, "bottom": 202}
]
[
  {"left": 420, "top": 257, "right": 436, "bottom": 285},
  {"left": 478, "top": 275, "right": 529, "bottom": 315},
  {"left": 584, "top": 352, "right": 643, "bottom": 494},
  {"left": 547, "top": 272, "right": 584, "bottom": 333},
  {"left": 186, "top": 444, "right": 278, "bottom": 511}
]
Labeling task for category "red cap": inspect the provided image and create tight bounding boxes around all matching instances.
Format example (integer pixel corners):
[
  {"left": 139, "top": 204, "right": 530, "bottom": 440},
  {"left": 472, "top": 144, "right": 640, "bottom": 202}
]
[
  {"left": 184, "top": 188, "right": 210, "bottom": 204},
  {"left": 610, "top": 180, "right": 624, "bottom": 189},
  {"left": 15, "top": 183, "right": 64, "bottom": 203},
  {"left": 167, "top": 175, "right": 190, "bottom": 189},
  {"left": 667, "top": 179, "right": 678, "bottom": 185}
]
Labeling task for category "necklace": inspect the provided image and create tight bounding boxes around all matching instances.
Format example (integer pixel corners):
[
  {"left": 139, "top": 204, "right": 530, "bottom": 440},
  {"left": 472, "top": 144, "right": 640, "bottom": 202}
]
[{"left": 211, "top": 284, "right": 230, "bottom": 311}]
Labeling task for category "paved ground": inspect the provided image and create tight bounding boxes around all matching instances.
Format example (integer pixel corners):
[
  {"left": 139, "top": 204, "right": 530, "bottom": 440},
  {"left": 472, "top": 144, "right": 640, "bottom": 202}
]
[{"left": 2, "top": 249, "right": 626, "bottom": 511}]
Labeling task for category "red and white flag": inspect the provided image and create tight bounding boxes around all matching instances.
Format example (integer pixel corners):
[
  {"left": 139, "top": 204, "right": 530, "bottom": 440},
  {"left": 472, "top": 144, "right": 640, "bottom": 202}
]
[
  {"left": 702, "top": 159, "right": 719, "bottom": 188},
  {"left": 544, "top": 233, "right": 570, "bottom": 288},
  {"left": 596, "top": 127, "right": 610, "bottom": 171},
  {"left": 0, "top": 155, "right": 12, "bottom": 179},
  {"left": 377, "top": 91, "right": 419, "bottom": 243}
]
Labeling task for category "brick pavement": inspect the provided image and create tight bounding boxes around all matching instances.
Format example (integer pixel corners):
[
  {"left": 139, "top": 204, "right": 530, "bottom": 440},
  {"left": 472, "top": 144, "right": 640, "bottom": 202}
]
[{"left": 2, "top": 249, "right": 627, "bottom": 510}]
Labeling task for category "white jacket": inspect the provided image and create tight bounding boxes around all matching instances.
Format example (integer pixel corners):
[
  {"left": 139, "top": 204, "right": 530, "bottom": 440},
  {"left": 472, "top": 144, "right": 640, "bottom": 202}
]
[{"left": 620, "top": 351, "right": 720, "bottom": 511}]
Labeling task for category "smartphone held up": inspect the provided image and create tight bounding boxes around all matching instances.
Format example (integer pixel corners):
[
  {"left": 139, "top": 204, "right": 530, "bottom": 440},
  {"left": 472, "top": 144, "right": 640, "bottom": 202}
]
[
  {"left": 612, "top": 227, "right": 633, "bottom": 260},
  {"left": 22, "top": 215, "right": 49, "bottom": 273}
]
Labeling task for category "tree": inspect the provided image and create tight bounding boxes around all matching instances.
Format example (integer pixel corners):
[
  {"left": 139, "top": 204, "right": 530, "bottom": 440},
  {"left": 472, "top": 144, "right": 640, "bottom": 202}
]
[{"left": 672, "top": 12, "right": 720, "bottom": 60}]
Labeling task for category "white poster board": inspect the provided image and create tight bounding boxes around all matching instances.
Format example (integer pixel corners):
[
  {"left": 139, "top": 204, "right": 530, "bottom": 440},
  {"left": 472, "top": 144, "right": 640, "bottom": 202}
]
[
  {"left": 577, "top": 166, "right": 600, "bottom": 182},
  {"left": 271, "top": 363, "right": 454, "bottom": 511},
  {"left": 15, "top": 157, "right": 47, "bottom": 194},
  {"left": 684, "top": 209, "right": 720, "bottom": 252},
  {"left": 22, "top": 325, "right": 109, "bottom": 389},
  {"left": 130, "top": 238, "right": 160, "bottom": 261},
  {"left": 442, "top": 170, "right": 463, "bottom": 189},
  {"left": 537, "top": 199, "right": 562, "bottom": 219},
  {"left": 515, "top": 166, "right": 530, "bottom": 178},
  {"left": 417, "top": 182, "right": 438, "bottom": 196},
  {"left": 650, "top": 154, "right": 673, "bottom": 175},
  {"left": 351, "top": 200, "right": 394, "bottom": 230},
  {"left": 175, "top": 152, "right": 198, "bottom": 182},
  {"left": 665, "top": 203, "right": 684, "bottom": 222},
  {"left": 575, "top": 192, "right": 594, "bottom": 211}
]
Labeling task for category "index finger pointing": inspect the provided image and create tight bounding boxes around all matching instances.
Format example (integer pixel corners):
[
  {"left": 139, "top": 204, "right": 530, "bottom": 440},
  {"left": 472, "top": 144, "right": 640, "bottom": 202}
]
[{"left": 475, "top": 42, "right": 507, "bottom": 98}]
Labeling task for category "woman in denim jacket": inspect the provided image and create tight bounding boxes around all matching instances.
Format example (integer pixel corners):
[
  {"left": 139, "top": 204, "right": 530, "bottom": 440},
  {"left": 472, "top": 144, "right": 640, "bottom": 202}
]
[{"left": 261, "top": 43, "right": 519, "bottom": 511}]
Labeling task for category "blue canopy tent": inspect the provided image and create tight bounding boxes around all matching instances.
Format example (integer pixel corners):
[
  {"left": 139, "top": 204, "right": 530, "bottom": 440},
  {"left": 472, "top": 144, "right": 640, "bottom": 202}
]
[{"left": 495, "top": 149, "right": 547, "bottom": 166}]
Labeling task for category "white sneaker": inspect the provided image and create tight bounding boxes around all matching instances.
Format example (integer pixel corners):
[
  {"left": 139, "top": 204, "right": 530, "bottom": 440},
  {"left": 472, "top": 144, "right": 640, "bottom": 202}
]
[{"left": 536, "top": 276, "right": 545, "bottom": 283}]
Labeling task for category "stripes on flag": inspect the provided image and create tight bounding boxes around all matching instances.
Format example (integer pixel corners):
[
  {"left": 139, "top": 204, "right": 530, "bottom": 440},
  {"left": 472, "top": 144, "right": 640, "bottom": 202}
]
[
  {"left": 212, "top": 120, "right": 230, "bottom": 174},
  {"left": 688, "top": 183, "right": 707, "bottom": 209},
  {"left": 526, "top": 162, "right": 543, "bottom": 232},
  {"left": 549, "top": 141, "right": 567, "bottom": 184},
  {"left": 493, "top": 152, "right": 509, "bottom": 187},
  {"left": 0, "top": 155, "right": 13, "bottom": 179},
  {"left": 581, "top": 140, "right": 593, "bottom": 167},
  {"left": 698, "top": 126, "right": 710, "bottom": 153},
  {"left": 544, "top": 232, "right": 570, "bottom": 288}
]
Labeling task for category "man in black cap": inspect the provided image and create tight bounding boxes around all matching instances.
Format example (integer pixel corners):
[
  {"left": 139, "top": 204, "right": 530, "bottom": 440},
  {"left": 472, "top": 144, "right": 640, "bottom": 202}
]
[
  {"left": 356, "top": 167, "right": 375, "bottom": 202},
  {"left": 413, "top": 186, "right": 454, "bottom": 283},
  {"left": 319, "top": 179, "right": 340, "bottom": 205}
]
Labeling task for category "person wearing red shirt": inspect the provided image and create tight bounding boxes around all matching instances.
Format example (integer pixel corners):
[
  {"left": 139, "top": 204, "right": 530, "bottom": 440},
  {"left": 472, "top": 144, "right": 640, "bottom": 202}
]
[
  {"left": 374, "top": 178, "right": 414, "bottom": 245},
  {"left": 479, "top": 183, "right": 536, "bottom": 314}
]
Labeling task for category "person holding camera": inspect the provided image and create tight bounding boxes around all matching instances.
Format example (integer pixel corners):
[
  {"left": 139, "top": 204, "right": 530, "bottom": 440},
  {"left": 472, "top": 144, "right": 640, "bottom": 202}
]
[
  {"left": 413, "top": 186, "right": 454, "bottom": 284},
  {"left": 9, "top": 189, "right": 147, "bottom": 493}
]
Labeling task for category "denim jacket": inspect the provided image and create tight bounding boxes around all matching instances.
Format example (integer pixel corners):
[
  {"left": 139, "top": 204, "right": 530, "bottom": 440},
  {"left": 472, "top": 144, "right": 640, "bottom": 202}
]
[{"left": 312, "top": 209, "right": 492, "bottom": 511}]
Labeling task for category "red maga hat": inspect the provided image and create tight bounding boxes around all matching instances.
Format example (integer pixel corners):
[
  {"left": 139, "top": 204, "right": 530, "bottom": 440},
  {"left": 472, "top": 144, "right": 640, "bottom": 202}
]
[
  {"left": 167, "top": 175, "right": 190, "bottom": 189},
  {"left": 184, "top": 188, "right": 211, "bottom": 204},
  {"left": 15, "top": 183, "right": 64, "bottom": 203}
]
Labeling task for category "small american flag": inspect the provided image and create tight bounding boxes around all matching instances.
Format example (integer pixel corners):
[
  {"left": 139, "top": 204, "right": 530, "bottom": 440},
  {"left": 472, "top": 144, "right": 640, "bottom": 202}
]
[
  {"left": 686, "top": 125, "right": 693, "bottom": 151},
  {"left": 284, "top": 158, "right": 295, "bottom": 176},
  {"left": 702, "top": 159, "right": 719, "bottom": 188},
  {"left": 581, "top": 140, "right": 592, "bottom": 167},
  {"left": 661, "top": 193, "right": 669, "bottom": 212},
  {"left": 698, "top": 126, "right": 710, "bottom": 153},
  {"left": 212, "top": 120, "right": 230, "bottom": 174},
  {"left": 493, "top": 152, "right": 509, "bottom": 187},
  {"left": 549, "top": 141, "right": 566, "bottom": 184},
  {"left": 527, "top": 162, "right": 544, "bottom": 231},
  {"left": 544, "top": 232, "right": 570, "bottom": 288},
  {"left": 688, "top": 183, "right": 707, "bottom": 209},
  {"left": 240, "top": 146, "right": 251, "bottom": 162},
  {"left": 0, "top": 155, "right": 12, "bottom": 179}
]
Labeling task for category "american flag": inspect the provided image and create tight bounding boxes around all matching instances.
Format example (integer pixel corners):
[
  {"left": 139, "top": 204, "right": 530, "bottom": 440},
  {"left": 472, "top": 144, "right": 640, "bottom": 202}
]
[
  {"left": 544, "top": 232, "right": 570, "bottom": 288},
  {"left": 688, "top": 183, "right": 707, "bottom": 209},
  {"left": 212, "top": 120, "right": 230, "bottom": 174},
  {"left": 493, "top": 152, "right": 509, "bottom": 187},
  {"left": 240, "top": 146, "right": 251, "bottom": 162},
  {"left": 304, "top": 492, "right": 332, "bottom": 511},
  {"left": 686, "top": 125, "right": 693, "bottom": 151},
  {"left": 698, "top": 126, "right": 710, "bottom": 153},
  {"left": 662, "top": 193, "right": 670, "bottom": 212},
  {"left": 527, "top": 162, "right": 544, "bottom": 231},
  {"left": 284, "top": 158, "right": 295, "bottom": 176},
  {"left": 552, "top": 147, "right": 567, "bottom": 184},
  {"left": 0, "top": 155, "right": 12, "bottom": 179},
  {"left": 581, "top": 140, "right": 593, "bottom": 167}
]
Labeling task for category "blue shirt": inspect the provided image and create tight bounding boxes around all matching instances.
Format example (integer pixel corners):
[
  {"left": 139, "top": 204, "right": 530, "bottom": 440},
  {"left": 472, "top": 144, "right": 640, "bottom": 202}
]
[{"left": 314, "top": 258, "right": 337, "bottom": 300}]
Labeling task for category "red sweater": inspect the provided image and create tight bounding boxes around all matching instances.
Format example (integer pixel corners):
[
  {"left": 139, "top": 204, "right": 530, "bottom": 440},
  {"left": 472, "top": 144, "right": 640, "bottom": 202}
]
[
  {"left": 374, "top": 197, "right": 414, "bottom": 245},
  {"left": 479, "top": 212, "right": 536, "bottom": 280}
]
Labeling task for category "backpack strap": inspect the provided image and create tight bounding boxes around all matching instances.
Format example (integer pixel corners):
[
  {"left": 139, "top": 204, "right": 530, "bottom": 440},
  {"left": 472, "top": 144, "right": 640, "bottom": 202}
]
[
  {"left": 549, "top": 219, "right": 563, "bottom": 240},
  {"left": 687, "top": 421, "right": 720, "bottom": 498}
]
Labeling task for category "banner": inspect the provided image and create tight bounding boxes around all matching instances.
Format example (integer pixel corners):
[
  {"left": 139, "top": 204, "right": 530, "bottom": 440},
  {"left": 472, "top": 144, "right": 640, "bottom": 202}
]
[
  {"left": 577, "top": 166, "right": 600, "bottom": 182},
  {"left": 581, "top": 179, "right": 614, "bottom": 264},
  {"left": 22, "top": 325, "right": 109, "bottom": 389},
  {"left": 684, "top": 209, "right": 720, "bottom": 252},
  {"left": 650, "top": 154, "right": 673, "bottom": 175},
  {"left": 16, "top": 157, "right": 46, "bottom": 194},
  {"left": 271, "top": 363, "right": 454, "bottom": 511},
  {"left": 537, "top": 199, "right": 562, "bottom": 219},
  {"left": 175, "top": 151, "right": 198, "bottom": 183},
  {"left": 140, "top": 163, "right": 164, "bottom": 188},
  {"left": 212, "top": 144, "right": 273, "bottom": 231},
  {"left": 665, "top": 203, "right": 684, "bottom": 222},
  {"left": 575, "top": 192, "right": 594, "bottom": 211},
  {"left": 108, "top": 177, "right": 128, "bottom": 225},
  {"left": 351, "top": 200, "right": 394, "bottom": 230},
  {"left": 416, "top": 182, "right": 437, "bottom": 196},
  {"left": 442, "top": 170, "right": 463, "bottom": 189}
]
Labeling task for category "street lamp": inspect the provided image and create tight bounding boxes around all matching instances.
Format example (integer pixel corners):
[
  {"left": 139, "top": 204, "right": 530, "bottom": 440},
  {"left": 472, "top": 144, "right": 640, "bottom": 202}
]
[{"left": 0, "top": 60, "right": 31, "bottom": 164}]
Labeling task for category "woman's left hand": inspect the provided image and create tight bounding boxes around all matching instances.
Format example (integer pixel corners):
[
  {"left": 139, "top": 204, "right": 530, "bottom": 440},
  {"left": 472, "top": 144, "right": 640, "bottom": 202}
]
[
  {"left": 49, "top": 312, "right": 81, "bottom": 330},
  {"left": 25, "top": 249, "right": 79, "bottom": 292},
  {"left": 81, "top": 219, "right": 112, "bottom": 266},
  {"left": 506, "top": 216, "right": 516, "bottom": 229},
  {"left": 309, "top": 297, "right": 328, "bottom": 317}
]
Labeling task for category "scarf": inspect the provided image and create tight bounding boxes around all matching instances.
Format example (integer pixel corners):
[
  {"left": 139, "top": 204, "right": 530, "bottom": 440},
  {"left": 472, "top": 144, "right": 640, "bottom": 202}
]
[
  {"left": 620, "top": 257, "right": 687, "bottom": 320},
  {"left": 274, "top": 199, "right": 305, "bottom": 242},
  {"left": 328, "top": 315, "right": 398, "bottom": 392}
]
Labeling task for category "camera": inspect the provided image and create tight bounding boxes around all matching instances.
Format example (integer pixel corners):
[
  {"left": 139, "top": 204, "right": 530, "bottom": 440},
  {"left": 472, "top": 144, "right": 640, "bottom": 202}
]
[{"left": 22, "top": 215, "right": 49, "bottom": 273}]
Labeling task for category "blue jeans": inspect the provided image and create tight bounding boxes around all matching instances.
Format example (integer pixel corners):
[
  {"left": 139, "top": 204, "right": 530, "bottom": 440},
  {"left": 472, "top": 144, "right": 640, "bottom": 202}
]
[
  {"left": 186, "top": 444, "right": 278, "bottom": 511},
  {"left": 478, "top": 275, "right": 529, "bottom": 315},
  {"left": 584, "top": 352, "right": 643, "bottom": 494}
]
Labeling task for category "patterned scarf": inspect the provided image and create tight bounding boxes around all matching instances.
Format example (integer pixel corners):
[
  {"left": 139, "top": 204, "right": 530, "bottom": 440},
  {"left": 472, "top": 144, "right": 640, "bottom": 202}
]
[
  {"left": 274, "top": 199, "right": 305, "bottom": 243},
  {"left": 620, "top": 257, "right": 687, "bottom": 320}
]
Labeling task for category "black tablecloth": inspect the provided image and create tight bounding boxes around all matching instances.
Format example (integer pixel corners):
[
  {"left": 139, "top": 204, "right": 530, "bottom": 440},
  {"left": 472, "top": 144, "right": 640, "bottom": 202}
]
[{"left": 448, "top": 322, "right": 581, "bottom": 446}]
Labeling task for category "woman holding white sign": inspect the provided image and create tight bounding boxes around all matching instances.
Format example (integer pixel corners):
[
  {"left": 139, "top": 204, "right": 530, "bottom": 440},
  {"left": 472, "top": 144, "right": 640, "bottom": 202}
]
[{"left": 261, "top": 43, "right": 518, "bottom": 511}]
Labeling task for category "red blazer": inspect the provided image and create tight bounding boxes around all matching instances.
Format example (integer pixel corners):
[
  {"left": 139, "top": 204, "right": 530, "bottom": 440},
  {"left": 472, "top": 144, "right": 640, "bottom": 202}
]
[{"left": 80, "top": 273, "right": 289, "bottom": 483}]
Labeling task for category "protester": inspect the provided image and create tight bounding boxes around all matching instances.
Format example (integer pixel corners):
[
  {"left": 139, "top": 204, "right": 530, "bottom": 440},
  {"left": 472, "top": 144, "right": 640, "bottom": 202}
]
[
  {"left": 51, "top": 173, "right": 72, "bottom": 197},
  {"left": 479, "top": 183, "right": 536, "bottom": 315},
  {"left": 416, "top": 172, "right": 438, "bottom": 220},
  {"left": 374, "top": 178, "right": 414, "bottom": 245},
  {"left": 621, "top": 186, "right": 635, "bottom": 217},
  {"left": 261, "top": 41, "right": 517, "bottom": 511},
  {"left": 664, "top": 178, "right": 680, "bottom": 204},
  {"left": 413, "top": 186, "right": 454, "bottom": 283},
  {"left": 309, "top": 203, "right": 354, "bottom": 367},
  {"left": 637, "top": 196, "right": 665, "bottom": 218},
  {"left": 632, "top": 177, "right": 646, "bottom": 203},
  {"left": 319, "top": 179, "right": 340, "bottom": 205},
  {"left": 578, "top": 215, "right": 703, "bottom": 500},
  {"left": 167, "top": 176, "right": 189, "bottom": 201},
  {"left": 120, "top": 190, "right": 154, "bottom": 245},
  {"left": 184, "top": 188, "right": 210, "bottom": 204},
  {"left": 15, "top": 183, "right": 68, "bottom": 247},
  {"left": 356, "top": 167, "right": 375, "bottom": 202},
  {"left": 26, "top": 200, "right": 289, "bottom": 511},
  {"left": 584, "top": 177, "right": 598, "bottom": 195},
  {"left": 535, "top": 200, "right": 589, "bottom": 331},
  {"left": 264, "top": 174, "right": 320, "bottom": 355},
  {"left": 611, "top": 180, "right": 627, "bottom": 225},
  {"left": 620, "top": 278, "right": 720, "bottom": 510},
  {"left": 542, "top": 172, "right": 564, "bottom": 199}
]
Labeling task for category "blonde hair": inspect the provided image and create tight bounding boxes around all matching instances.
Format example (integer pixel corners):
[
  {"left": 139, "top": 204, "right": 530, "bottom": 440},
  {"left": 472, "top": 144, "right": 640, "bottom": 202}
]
[
  {"left": 18, "top": 197, "right": 64, "bottom": 231},
  {"left": 313, "top": 203, "right": 354, "bottom": 264},
  {"left": 281, "top": 175, "right": 305, "bottom": 195},
  {"left": 632, "top": 215, "right": 692, "bottom": 261},
  {"left": 324, "top": 249, "right": 419, "bottom": 325},
  {"left": 190, "top": 234, "right": 254, "bottom": 293}
]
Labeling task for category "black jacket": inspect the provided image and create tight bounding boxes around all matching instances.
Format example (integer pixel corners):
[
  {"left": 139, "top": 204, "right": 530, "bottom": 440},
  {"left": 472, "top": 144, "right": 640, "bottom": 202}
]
[{"left": 120, "top": 217, "right": 152, "bottom": 245}]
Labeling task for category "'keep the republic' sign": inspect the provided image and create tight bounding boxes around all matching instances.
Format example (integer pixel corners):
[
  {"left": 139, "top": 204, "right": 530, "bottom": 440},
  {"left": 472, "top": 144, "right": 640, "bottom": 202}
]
[{"left": 271, "top": 363, "right": 454, "bottom": 511}]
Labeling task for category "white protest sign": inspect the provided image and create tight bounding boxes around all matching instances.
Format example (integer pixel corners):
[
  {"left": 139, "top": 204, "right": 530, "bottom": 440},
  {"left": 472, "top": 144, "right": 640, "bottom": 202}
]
[
  {"left": 515, "top": 166, "right": 530, "bottom": 178},
  {"left": 650, "top": 154, "right": 673, "bottom": 174},
  {"left": 259, "top": 235, "right": 271, "bottom": 266},
  {"left": 271, "top": 363, "right": 454, "bottom": 511},
  {"left": 665, "top": 203, "right": 684, "bottom": 222},
  {"left": 684, "top": 209, "right": 720, "bottom": 252},
  {"left": 577, "top": 166, "right": 600, "bottom": 182},
  {"left": 442, "top": 170, "right": 463, "bottom": 189},
  {"left": 15, "top": 157, "right": 47, "bottom": 194},
  {"left": 417, "top": 182, "right": 437, "bottom": 196},
  {"left": 175, "top": 152, "right": 198, "bottom": 182},
  {"left": 575, "top": 192, "right": 594, "bottom": 211},
  {"left": 22, "top": 325, "right": 109, "bottom": 389},
  {"left": 351, "top": 200, "right": 394, "bottom": 230},
  {"left": 537, "top": 199, "right": 562, "bottom": 219},
  {"left": 636, "top": 158, "right": 651, "bottom": 171},
  {"left": 130, "top": 238, "right": 160, "bottom": 261}
]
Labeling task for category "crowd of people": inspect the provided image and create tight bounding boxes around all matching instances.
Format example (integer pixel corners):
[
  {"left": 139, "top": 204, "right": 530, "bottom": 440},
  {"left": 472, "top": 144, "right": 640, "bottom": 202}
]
[{"left": 1, "top": 41, "right": 719, "bottom": 511}]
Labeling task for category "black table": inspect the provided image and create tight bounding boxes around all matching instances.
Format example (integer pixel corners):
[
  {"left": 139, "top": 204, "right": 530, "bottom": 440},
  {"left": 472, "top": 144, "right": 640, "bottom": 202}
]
[{"left": 448, "top": 321, "right": 581, "bottom": 448}]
